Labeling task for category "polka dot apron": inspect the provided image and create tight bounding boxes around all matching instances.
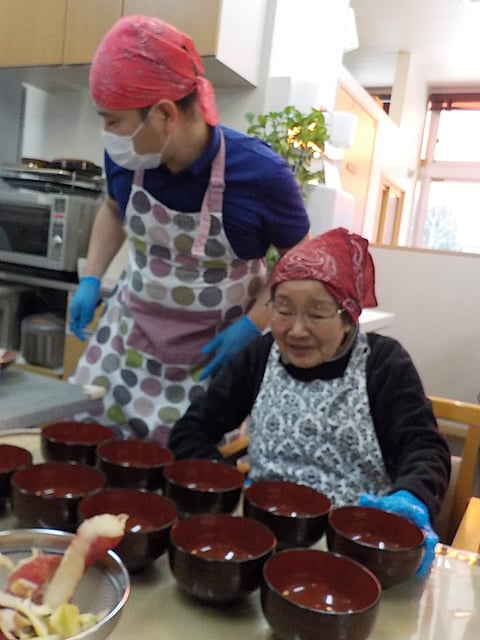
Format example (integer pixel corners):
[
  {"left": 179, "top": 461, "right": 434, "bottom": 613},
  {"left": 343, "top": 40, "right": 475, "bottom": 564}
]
[
  {"left": 248, "top": 333, "right": 392, "bottom": 506},
  {"left": 72, "top": 133, "right": 266, "bottom": 442}
]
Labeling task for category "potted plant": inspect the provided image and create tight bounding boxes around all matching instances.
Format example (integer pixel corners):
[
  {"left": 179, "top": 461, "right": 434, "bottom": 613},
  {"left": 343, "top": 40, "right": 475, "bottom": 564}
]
[
  {"left": 246, "top": 105, "right": 330, "bottom": 270},
  {"left": 245, "top": 105, "right": 329, "bottom": 196}
]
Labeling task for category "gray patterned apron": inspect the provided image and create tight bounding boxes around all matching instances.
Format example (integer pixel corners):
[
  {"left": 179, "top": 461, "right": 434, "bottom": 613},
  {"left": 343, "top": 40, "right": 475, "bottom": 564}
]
[
  {"left": 72, "top": 133, "right": 266, "bottom": 442},
  {"left": 248, "top": 332, "right": 391, "bottom": 506}
]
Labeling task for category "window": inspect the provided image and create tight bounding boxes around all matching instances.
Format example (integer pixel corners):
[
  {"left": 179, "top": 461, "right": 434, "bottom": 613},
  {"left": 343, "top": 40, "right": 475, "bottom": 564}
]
[{"left": 413, "top": 93, "right": 480, "bottom": 252}]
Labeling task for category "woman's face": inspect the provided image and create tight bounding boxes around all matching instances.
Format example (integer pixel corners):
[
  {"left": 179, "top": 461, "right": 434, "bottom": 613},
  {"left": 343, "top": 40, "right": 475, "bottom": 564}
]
[{"left": 270, "top": 280, "right": 354, "bottom": 368}]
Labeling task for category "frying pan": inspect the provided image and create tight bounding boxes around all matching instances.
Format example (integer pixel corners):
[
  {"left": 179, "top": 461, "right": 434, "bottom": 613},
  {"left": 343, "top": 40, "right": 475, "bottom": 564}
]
[
  {"left": 21, "top": 157, "right": 51, "bottom": 169},
  {"left": 50, "top": 158, "right": 103, "bottom": 176}
]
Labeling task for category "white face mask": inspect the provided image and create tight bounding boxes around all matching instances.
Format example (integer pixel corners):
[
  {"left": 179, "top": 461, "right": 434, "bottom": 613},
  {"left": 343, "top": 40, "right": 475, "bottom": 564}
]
[{"left": 101, "top": 120, "right": 170, "bottom": 170}]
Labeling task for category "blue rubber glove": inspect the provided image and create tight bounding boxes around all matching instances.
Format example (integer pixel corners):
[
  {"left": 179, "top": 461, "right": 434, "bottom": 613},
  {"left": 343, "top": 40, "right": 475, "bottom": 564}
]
[
  {"left": 69, "top": 276, "right": 101, "bottom": 341},
  {"left": 358, "top": 489, "right": 439, "bottom": 577},
  {"left": 200, "top": 316, "right": 261, "bottom": 380}
]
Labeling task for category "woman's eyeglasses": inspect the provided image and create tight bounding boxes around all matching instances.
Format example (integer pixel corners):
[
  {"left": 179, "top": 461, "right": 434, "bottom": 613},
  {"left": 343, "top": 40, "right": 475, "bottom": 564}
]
[{"left": 268, "top": 300, "right": 344, "bottom": 326}]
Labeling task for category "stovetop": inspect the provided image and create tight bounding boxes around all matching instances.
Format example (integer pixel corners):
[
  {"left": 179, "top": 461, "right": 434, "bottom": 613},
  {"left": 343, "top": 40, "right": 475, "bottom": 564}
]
[{"left": 0, "top": 166, "right": 104, "bottom": 197}]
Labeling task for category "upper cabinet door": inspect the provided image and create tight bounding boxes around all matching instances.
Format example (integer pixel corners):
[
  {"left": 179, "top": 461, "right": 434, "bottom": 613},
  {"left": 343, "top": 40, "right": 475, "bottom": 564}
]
[
  {"left": 63, "top": 0, "right": 123, "bottom": 65},
  {"left": 123, "top": 0, "right": 267, "bottom": 87},
  {"left": 0, "top": 0, "right": 66, "bottom": 66},
  {"left": 123, "top": 0, "right": 221, "bottom": 56}
]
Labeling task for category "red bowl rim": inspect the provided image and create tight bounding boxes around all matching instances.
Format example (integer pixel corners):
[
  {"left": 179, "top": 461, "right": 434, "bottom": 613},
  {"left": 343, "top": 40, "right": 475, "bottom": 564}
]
[
  {"left": 11, "top": 461, "right": 106, "bottom": 497},
  {"left": 262, "top": 548, "right": 382, "bottom": 614},
  {"left": 245, "top": 480, "right": 332, "bottom": 517},
  {"left": 163, "top": 458, "right": 245, "bottom": 492},
  {"left": 0, "top": 444, "right": 33, "bottom": 472},
  {"left": 327, "top": 505, "right": 425, "bottom": 551},
  {"left": 96, "top": 439, "right": 174, "bottom": 468},
  {"left": 41, "top": 421, "right": 117, "bottom": 446},
  {"left": 79, "top": 488, "right": 178, "bottom": 531},
  {"left": 170, "top": 513, "right": 277, "bottom": 560}
]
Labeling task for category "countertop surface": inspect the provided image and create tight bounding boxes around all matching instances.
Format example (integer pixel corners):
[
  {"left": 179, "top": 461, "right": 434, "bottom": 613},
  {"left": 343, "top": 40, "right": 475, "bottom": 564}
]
[
  {"left": 0, "top": 366, "right": 103, "bottom": 429},
  {"left": 0, "top": 431, "right": 479, "bottom": 640}
]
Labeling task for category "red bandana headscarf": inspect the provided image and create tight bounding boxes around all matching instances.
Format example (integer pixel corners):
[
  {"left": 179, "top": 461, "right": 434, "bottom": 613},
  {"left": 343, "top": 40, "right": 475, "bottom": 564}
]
[
  {"left": 270, "top": 227, "right": 378, "bottom": 323},
  {"left": 89, "top": 15, "right": 219, "bottom": 126}
]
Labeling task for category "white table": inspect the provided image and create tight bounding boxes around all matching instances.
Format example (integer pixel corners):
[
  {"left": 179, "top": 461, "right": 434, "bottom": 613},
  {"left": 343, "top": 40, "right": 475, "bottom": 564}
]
[{"left": 0, "top": 431, "right": 479, "bottom": 640}]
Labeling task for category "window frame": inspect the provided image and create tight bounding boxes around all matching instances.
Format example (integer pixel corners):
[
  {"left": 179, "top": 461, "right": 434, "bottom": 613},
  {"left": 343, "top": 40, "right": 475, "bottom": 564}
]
[{"left": 413, "top": 96, "right": 480, "bottom": 249}]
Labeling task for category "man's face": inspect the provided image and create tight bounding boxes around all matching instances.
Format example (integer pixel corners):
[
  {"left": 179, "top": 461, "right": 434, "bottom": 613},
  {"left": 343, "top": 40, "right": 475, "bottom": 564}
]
[
  {"left": 96, "top": 105, "right": 169, "bottom": 156},
  {"left": 97, "top": 107, "right": 143, "bottom": 136}
]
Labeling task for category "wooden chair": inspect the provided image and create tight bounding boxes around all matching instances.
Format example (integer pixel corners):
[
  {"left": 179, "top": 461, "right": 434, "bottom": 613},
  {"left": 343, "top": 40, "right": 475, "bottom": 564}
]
[
  {"left": 429, "top": 395, "right": 480, "bottom": 545},
  {"left": 451, "top": 496, "right": 480, "bottom": 553},
  {"left": 219, "top": 395, "right": 480, "bottom": 547}
]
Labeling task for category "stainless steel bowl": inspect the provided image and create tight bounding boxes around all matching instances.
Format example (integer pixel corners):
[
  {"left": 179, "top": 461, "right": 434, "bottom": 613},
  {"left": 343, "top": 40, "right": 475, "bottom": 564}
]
[{"left": 0, "top": 528, "right": 130, "bottom": 640}]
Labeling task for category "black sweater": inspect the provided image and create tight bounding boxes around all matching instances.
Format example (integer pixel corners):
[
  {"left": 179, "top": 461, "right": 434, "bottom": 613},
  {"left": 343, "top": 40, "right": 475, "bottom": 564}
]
[{"left": 168, "top": 332, "right": 451, "bottom": 519}]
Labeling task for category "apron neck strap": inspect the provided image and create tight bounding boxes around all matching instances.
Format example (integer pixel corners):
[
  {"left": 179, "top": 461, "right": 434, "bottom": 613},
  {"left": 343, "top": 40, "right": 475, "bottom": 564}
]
[{"left": 191, "top": 131, "right": 226, "bottom": 257}]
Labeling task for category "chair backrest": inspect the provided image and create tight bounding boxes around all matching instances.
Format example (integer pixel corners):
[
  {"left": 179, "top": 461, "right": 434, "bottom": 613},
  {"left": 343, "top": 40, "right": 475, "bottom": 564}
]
[{"left": 429, "top": 395, "right": 480, "bottom": 544}]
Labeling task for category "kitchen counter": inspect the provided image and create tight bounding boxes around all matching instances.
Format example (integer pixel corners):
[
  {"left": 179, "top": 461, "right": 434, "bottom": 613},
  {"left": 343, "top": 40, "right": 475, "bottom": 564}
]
[
  {"left": 0, "top": 430, "right": 478, "bottom": 640},
  {"left": 0, "top": 366, "right": 104, "bottom": 429},
  {"left": 0, "top": 266, "right": 78, "bottom": 292}
]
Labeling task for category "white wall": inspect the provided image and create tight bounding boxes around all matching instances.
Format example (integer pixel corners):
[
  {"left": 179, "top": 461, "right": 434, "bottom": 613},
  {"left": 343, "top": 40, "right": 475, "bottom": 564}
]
[
  {"left": 269, "top": 0, "right": 350, "bottom": 111},
  {"left": 0, "top": 75, "right": 24, "bottom": 165},
  {"left": 371, "top": 244, "right": 480, "bottom": 404},
  {"left": 337, "top": 62, "right": 428, "bottom": 244},
  {"left": 22, "top": 86, "right": 103, "bottom": 165}
]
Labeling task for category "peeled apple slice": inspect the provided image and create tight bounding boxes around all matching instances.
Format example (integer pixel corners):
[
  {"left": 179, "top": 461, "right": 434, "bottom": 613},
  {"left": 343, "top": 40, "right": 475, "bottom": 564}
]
[
  {"left": 6, "top": 552, "right": 61, "bottom": 602},
  {"left": 43, "top": 513, "right": 128, "bottom": 610}
]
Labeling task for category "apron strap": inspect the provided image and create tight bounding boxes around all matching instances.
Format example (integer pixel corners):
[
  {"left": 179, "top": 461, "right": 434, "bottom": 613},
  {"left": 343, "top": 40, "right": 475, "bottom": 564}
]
[
  {"left": 133, "top": 169, "right": 145, "bottom": 187},
  {"left": 192, "top": 132, "right": 226, "bottom": 258}
]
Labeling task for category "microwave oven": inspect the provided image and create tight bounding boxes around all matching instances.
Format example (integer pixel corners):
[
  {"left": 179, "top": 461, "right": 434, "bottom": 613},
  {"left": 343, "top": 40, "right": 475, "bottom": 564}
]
[{"left": 0, "top": 189, "right": 99, "bottom": 272}]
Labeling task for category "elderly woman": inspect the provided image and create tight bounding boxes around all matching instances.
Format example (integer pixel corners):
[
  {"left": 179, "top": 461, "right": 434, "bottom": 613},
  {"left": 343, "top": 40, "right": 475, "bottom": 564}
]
[{"left": 167, "top": 228, "right": 451, "bottom": 574}]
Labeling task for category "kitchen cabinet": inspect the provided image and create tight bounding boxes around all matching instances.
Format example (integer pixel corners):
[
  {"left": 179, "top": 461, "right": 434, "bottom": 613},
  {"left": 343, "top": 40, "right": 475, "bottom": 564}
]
[
  {"left": 0, "top": 0, "right": 121, "bottom": 67},
  {"left": 124, "top": 0, "right": 222, "bottom": 58},
  {"left": 1, "top": 0, "right": 266, "bottom": 87},
  {"left": 63, "top": 0, "right": 123, "bottom": 65},
  {"left": 0, "top": 0, "right": 66, "bottom": 67},
  {"left": 122, "top": 0, "right": 268, "bottom": 86}
]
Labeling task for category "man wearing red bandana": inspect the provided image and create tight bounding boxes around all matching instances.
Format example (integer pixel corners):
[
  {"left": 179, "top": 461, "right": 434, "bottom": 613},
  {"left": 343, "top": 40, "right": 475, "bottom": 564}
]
[
  {"left": 168, "top": 228, "right": 451, "bottom": 577},
  {"left": 69, "top": 15, "right": 309, "bottom": 442}
]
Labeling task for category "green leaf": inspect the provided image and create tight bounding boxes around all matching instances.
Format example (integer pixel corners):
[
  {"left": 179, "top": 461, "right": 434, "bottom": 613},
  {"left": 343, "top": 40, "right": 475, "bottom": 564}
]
[{"left": 245, "top": 104, "right": 329, "bottom": 192}]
